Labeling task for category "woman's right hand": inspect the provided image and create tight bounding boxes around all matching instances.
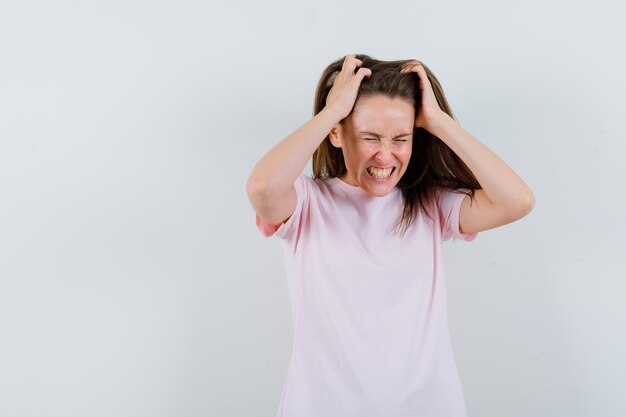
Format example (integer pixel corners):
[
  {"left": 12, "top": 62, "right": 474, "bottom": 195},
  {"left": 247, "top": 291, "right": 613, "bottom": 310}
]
[{"left": 324, "top": 54, "right": 372, "bottom": 120}]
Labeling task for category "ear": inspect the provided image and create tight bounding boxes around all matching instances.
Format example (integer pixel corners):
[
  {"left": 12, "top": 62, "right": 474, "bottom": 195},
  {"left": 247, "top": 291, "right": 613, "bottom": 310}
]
[{"left": 329, "top": 124, "right": 343, "bottom": 148}]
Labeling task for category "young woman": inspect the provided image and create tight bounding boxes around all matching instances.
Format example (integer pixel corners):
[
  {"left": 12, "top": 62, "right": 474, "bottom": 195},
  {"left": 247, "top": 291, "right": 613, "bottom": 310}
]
[{"left": 246, "top": 54, "right": 534, "bottom": 417}]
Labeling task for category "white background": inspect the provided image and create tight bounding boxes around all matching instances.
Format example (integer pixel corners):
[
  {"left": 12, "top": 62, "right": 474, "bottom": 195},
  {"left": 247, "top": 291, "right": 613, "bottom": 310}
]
[{"left": 1, "top": 1, "right": 625, "bottom": 416}]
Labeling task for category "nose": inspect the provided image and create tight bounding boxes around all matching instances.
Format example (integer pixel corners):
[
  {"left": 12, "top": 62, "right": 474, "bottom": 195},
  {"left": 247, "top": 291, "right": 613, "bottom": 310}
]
[{"left": 373, "top": 141, "right": 394, "bottom": 163}]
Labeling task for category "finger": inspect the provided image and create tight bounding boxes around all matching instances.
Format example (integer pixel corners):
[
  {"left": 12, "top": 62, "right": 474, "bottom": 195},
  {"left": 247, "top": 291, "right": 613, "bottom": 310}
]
[
  {"left": 348, "top": 54, "right": 362, "bottom": 65},
  {"left": 344, "top": 56, "right": 363, "bottom": 74},
  {"left": 352, "top": 59, "right": 364, "bottom": 73},
  {"left": 355, "top": 67, "right": 371, "bottom": 80},
  {"left": 342, "top": 54, "right": 360, "bottom": 68},
  {"left": 340, "top": 55, "right": 354, "bottom": 72},
  {"left": 400, "top": 60, "right": 418, "bottom": 68},
  {"left": 400, "top": 63, "right": 418, "bottom": 73},
  {"left": 414, "top": 65, "right": 429, "bottom": 83},
  {"left": 402, "top": 64, "right": 428, "bottom": 83}
]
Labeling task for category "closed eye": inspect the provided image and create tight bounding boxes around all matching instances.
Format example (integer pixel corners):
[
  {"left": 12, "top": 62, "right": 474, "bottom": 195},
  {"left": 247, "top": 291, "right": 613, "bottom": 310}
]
[
  {"left": 364, "top": 138, "right": 408, "bottom": 142},
  {"left": 363, "top": 138, "right": 408, "bottom": 143}
]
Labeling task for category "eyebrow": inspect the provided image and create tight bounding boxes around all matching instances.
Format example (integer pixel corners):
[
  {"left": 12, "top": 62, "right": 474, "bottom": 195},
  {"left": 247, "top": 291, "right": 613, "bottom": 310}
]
[{"left": 359, "top": 131, "right": 412, "bottom": 139}]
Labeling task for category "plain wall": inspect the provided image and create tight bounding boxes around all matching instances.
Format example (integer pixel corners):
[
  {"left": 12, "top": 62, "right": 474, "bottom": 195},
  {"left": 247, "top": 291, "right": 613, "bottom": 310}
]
[{"left": 1, "top": 0, "right": 625, "bottom": 416}]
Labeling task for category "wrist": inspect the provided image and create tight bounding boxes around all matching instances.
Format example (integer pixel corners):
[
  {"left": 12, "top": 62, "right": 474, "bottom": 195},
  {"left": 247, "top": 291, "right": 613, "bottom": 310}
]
[
  {"left": 429, "top": 112, "right": 456, "bottom": 136},
  {"left": 319, "top": 104, "right": 345, "bottom": 124}
]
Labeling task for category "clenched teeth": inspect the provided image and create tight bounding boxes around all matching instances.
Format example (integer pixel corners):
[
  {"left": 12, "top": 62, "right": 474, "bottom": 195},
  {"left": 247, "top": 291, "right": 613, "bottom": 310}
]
[{"left": 367, "top": 166, "right": 393, "bottom": 178}]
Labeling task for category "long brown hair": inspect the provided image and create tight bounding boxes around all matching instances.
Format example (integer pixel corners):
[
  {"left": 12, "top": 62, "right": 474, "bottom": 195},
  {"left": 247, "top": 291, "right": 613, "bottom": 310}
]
[{"left": 311, "top": 54, "right": 481, "bottom": 237}]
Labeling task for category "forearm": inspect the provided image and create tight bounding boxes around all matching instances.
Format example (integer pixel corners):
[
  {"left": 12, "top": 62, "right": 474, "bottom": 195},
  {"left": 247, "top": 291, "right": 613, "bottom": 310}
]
[
  {"left": 247, "top": 105, "right": 343, "bottom": 200},
  {"left": 431, "top": 114, "right": 535, "bottom": 209}
]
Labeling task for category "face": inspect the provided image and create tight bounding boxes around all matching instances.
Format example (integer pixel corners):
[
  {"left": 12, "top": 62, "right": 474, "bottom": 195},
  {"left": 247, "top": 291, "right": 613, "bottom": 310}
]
[{"left": 329, "top": 95, "right": 415, "bottom": 197}]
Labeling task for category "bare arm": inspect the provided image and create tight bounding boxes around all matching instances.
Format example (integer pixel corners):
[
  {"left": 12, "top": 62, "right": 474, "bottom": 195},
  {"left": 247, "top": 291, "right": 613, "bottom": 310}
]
[
  {"left": 246, "top": 54, "right": 371, "bottom": 225},
  {"left": 246, "top": 105, "right": 342, "bottom": 204}
]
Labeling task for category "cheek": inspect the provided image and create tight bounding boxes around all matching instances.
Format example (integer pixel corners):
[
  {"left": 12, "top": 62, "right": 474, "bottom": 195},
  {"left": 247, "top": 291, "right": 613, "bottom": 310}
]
[
  {"left": 347, "top": 146, "right": 368, "bottom": 160},
  {"left": 400, "top": 145, "right": 412, "bottom": 158}
]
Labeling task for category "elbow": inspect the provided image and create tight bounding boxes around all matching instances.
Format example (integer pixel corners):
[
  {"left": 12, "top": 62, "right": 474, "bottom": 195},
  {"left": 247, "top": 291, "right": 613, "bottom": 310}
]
[
  {"left": 524, "top": 191, "right": 535, "bottom": 212},
  {"left": 516, "top": 192, "right": 535, "bottom": 218},
  {"left": 246, "top": 177, "right": 277, "bottom": 209},
  {"left": 246, "top": 177, "right": 264, "bottom": 199},
  {"left": 246, "top": 177, "right": 269, "bottom": 209}
]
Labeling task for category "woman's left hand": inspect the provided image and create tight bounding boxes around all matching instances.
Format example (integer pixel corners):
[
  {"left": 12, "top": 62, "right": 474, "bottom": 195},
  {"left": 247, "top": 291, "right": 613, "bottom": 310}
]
[{"left": 400, "top": 61, "right": 451, "bottom": 133}]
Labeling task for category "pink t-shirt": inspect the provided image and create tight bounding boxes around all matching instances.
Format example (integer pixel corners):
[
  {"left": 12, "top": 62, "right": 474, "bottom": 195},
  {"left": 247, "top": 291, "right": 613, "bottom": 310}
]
[{"left": 255, "top": 173, "right": 478, "bottom": 417}]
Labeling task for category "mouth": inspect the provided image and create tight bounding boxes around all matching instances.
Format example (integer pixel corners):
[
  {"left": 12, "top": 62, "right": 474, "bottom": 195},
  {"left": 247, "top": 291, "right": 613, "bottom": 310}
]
[{"left": 366, "top": 166, "right": 395, "bottom": 181}]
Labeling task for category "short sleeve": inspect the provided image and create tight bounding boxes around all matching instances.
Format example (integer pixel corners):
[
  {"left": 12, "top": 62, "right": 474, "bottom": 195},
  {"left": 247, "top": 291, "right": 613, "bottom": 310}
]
[
  {"left": 437, "top": 187, "right": 478, "bottom": 242},
  {"left": 254, "top": 173, "right": 309, "bottom": 240}
]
